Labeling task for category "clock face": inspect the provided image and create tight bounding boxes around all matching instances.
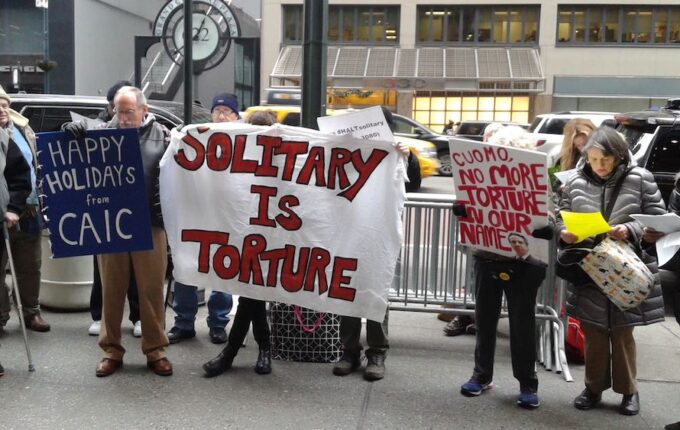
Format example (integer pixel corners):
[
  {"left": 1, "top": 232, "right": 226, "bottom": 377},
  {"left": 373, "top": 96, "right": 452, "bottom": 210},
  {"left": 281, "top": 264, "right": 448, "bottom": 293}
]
[
  {"left": 172, "top": 13, "right": 220, "bottom": 61},
  {"left": 154, "top": 0, "right": 239, "bottom": 71}
]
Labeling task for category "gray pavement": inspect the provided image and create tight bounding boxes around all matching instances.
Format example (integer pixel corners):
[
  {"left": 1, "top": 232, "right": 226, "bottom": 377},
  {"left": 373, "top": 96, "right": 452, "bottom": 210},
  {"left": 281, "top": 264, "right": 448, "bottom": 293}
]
[{"left": 1, "top": 302, "right": 679, "bottom": 430}]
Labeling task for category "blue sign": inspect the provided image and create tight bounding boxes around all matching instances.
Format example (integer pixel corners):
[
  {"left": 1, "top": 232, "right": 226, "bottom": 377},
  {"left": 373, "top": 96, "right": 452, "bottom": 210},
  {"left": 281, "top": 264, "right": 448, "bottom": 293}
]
[{"left": 37, "top": 128, "right": 153, "bottom": 258}]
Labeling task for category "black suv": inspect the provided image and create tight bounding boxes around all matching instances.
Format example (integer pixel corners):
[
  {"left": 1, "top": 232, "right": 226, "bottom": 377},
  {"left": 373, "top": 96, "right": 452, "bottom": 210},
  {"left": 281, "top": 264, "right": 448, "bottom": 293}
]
[
  {"left": 7, "top": 93, "right": 212, "bottom": 132},
  {"left": 616, "top": 98, "right": 680, "bottom": 202}
]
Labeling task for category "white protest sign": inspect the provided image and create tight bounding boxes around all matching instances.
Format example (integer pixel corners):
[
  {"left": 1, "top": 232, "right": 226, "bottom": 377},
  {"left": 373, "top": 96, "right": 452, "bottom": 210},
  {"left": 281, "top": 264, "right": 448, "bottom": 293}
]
[
  {"left": 449, "top": 138, "right": 550, "bottom": 262},
  {"left": 160, "top": 122, "right": 404, "bottom": 322},
  {"left": 317, "top": 106, "right": 394, "bottom": 142}
]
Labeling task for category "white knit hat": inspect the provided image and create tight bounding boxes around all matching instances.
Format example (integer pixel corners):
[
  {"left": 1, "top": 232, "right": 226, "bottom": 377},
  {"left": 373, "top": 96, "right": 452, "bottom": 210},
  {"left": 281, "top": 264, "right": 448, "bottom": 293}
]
[{"left": 0, "top": 85, "right": 9, "bottom": 104}]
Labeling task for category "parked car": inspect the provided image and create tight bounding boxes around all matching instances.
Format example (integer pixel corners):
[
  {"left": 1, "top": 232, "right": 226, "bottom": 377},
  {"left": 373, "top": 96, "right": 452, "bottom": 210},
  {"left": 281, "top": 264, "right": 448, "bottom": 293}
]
[
  {"left": 389, "top": 114, "right": 452, "bottom": 176},
  {"left": 616, "top": 99, "right": 680, "bottom": 202},
  {"left": 452, "top": 120, "right": 529, "bottom": 142},
  {"left": 528, "top": 111, "right": 617, "bottom": 166},
  {"left": 8, "top": 93, "right": 212, "bottom": 132},
  {"left": 244, "top": 105, "right": 439, "bottom": 190}
]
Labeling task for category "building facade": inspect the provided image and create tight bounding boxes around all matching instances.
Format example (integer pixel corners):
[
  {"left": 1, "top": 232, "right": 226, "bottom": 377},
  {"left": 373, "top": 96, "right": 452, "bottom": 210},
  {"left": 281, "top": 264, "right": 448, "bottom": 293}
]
[
  {"left": 0, "top": 0, "right": 261, "bottom": 109},
  {"left": 261, "top": 0, "right": 680, "bottom": 130}
]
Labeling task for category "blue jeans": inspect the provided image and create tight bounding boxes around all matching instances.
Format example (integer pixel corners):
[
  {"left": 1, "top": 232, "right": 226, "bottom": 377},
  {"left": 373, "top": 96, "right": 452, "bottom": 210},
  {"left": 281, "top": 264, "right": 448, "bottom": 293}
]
[{"left": 172, "top": 281, "right": 232, "bottom": 331}]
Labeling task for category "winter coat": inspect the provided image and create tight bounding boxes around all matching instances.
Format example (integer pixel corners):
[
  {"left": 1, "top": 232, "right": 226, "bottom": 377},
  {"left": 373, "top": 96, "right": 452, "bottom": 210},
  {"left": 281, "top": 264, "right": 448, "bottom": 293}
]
[
  {"left": 0, "top": 127, "right": 32, "bottom": 219},
  {"left": 557, "top": 160, "right": 666, "bottom": 329},
  {"left": 106, "top": 113, "right": 170, "bottom": 228}
]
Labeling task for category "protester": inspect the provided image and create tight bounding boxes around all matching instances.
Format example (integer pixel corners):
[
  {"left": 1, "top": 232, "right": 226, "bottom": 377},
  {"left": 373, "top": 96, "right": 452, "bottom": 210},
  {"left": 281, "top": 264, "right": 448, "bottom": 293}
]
[
  {"left": 166, "top": 92, "right": 238, "bottom": 345},
  {"left": 63, "top": 86, "right": 172, "bottom": 377},
  {"left": 559, "top": 118, "right": 596, "bottom": 171},
  {"left": 88, "top": 80, "right": 142, "bottom": 338},
  {"left": 558, "top": 126, "right": 666, "bottom": 416},
  {"left": 202, "top": 105, "right": 274, "bottom": 377},
  {"left": 0, "top": 85, "right": 49, "bottom": 334},
  {"left": 0, "top": 89, "right": 32, "bottom": 373},
  {"left": 443, "top": 122, "right": 504, "bottom": 337},
  {"left": 331, "top": 106, "right": 409, "bottom": 382},
  {"left": 458, "top": 126, "right": 551, "bottom": 409}
]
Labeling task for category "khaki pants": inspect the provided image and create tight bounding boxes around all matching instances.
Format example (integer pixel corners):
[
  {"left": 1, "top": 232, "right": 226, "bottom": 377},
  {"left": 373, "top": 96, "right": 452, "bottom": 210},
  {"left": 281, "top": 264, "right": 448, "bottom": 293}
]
[
  {"left": 581, "top": 320, "right": 637, "bottom": 395},
  {"left": 98, "top": 227, "right": 168, "bottom": 362}
]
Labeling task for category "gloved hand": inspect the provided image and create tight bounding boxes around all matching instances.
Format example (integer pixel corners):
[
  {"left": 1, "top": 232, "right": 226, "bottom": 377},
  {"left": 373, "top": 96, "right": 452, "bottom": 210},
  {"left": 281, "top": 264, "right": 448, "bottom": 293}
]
[
  {"left": 452, "top": 202, "right": 467, "bottom": 218},
  {"left": 531, "top": 225, "right": 554, "bottom": 240},
  {"left": 62, "top": 121, "right": 87, "bottom": 139}
]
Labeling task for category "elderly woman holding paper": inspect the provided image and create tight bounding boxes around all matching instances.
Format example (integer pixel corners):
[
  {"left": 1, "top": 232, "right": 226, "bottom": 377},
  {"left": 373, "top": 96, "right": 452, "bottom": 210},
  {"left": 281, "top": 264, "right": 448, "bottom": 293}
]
[{"left": 557, "top": 126, "right": 666, "bottom": 416}]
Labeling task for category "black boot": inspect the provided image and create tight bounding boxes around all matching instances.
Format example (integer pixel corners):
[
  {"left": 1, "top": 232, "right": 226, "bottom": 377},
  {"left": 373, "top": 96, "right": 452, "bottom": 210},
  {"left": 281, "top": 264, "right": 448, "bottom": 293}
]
[
  {"left": 203, "top": 346, "right": 237, "bottom": 377},
  {"left": 254, "top": 347, "right": 271, "bottom": 375}
]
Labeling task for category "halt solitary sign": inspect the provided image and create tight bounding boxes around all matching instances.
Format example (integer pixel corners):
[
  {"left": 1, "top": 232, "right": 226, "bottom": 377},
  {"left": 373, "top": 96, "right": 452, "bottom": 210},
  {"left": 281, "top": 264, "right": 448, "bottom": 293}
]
[{"left": 37, "top": 128, "right": 153, "bottom": 258}]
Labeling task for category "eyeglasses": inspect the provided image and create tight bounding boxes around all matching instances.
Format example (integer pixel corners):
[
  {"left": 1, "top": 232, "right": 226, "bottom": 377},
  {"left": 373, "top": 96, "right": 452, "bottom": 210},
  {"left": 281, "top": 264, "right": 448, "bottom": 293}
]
[
  {"left": 213, "top": 109, "right": 236, "bottom": 117},
  {"left": 114, "top": 108, "right": 138, "bottom": 117}
]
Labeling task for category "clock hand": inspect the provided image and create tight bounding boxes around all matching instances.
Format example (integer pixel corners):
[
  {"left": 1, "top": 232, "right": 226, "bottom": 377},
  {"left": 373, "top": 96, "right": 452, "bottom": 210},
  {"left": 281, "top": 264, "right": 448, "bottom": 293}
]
[{"left": 193, "top": 17, "right": 206, "bottom": 41}]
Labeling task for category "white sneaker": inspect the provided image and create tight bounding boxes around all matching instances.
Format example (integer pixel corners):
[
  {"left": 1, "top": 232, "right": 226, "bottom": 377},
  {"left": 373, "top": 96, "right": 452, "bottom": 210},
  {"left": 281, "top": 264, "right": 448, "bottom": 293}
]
[
  {"left": 88, "top": 320, "right": 101, "bottom": 336},
  {"left": 133, "top": 321, "right": 142, "bottom": 337}
]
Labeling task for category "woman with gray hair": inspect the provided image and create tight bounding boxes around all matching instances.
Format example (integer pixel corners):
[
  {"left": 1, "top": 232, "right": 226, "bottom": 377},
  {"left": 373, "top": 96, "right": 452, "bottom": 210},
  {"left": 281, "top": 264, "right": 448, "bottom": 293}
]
[{"left": 557, "top": 126, "right": 666, "bottom": 416}]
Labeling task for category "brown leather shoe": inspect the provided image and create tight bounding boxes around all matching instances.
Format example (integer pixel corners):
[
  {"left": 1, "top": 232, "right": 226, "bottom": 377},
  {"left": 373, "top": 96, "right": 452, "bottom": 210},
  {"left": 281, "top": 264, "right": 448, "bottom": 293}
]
[
  {"left": 147, "top": 357, "right": 173, "bottom": 376},
  {"left": 95, "top": 358, "right": 123, "bottom": 377},
  {"left": 26, "top": 314, "right": 50, "bottom": 332}
]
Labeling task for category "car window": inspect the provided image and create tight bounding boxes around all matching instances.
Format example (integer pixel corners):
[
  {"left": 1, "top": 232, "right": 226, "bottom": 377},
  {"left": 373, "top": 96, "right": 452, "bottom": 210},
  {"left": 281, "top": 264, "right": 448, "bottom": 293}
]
[
  {"left": 393, "top": 117, "right": 416, "bottom": 134},
  {"left": 540, "top": 118, "right": 568, "bottom": 135},
  {"left": 528, "top": 117, "right": 543, "bottom": 132},
  {"left": 20, "top": 106, "right": 102, "bottom": 133},
  {"left": 646, "top": 127, "right": 680, "bottom": 174},
  {"left": 456, "top": 123, "right": 486, "bottom": 136}
]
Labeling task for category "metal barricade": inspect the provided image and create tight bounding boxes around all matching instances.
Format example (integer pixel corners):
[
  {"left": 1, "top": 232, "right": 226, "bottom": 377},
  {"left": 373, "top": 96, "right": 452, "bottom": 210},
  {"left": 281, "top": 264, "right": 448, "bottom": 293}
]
[{"left": 389, "top": 193, "right": 573, "bottom": 382}]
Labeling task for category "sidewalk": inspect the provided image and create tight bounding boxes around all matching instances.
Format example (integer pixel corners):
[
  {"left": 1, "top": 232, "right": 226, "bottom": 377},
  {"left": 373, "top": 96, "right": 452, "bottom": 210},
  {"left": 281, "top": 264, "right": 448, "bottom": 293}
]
[{"left": 1, "top": 305, "right": 679, "bottom": 429}]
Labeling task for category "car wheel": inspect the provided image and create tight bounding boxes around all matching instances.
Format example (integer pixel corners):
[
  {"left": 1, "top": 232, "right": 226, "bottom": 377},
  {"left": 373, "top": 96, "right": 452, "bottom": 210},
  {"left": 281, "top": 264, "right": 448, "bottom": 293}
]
[{"left": 438, "top": 151, "right": 453, "bottom": 176}]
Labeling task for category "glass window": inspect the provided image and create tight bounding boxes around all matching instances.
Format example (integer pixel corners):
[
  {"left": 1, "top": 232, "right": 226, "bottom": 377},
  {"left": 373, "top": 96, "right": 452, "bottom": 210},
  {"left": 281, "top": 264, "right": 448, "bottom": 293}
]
[
  {"left": 671, "top": 9, "right": 680, "bottom": 43},
  {"left": 558, "top": 9, "right": 572, "bottom": 42},
  {"left": 558, "top": 5, "right": 680, "bottom": 45},
  {"left": 447, "top": 10, "right": 460, "bottom": 42},
  {"left": 604, "top": 7, "right": 620, "bottom": 42},
  {"left": 282, "top": 5, "right": 303, "bottom": 43},
  {"left": 343, "top": 8, "right": 355, "bottom": 42},
  {"left": 462, "top": 8, "right": 476, "bottom": 42},
  {"left": 417, "top": 8, "right": 431, "bottom": 42},
  {"left": 0, "top": 0, "right": 45, "bottom": 54},
  {"left": 588, "top": 8, "right": 603, "bottom": 43},
  {"left": 329, "top": 8, "right": 340, "bottom": 42},
  {"left": 494, "top": 10, "right": 508, "bottom": 44},
  {"left": 432, "top": 10, "right": 445, "bottom": 42},
  {"left": 385, "top": 8, "right": 399, "bottom": 42},
  {"left": 357, "top": 7, "right": 370, "bottom": 42},
  {"left": 523, "top": 8, "right": 538, "bottom": 42},
  {"left": 478, "top": 9, "right": 492, "bottom": 42}
]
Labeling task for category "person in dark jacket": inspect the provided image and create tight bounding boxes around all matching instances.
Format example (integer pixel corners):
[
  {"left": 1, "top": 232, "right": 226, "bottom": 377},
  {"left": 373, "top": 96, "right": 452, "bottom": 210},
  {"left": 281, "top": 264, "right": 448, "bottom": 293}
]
[
  {"left": 64, "top": 86, "right": 172, "bottom": 378},
  {"left": 0, "top": 91, "right": 32, "bottom": 375},
  {"left": 88, "top": 80, "right": 141, "bottom": 338},
  {"left": 0, "top": 85, "right": 44, "bottom": 335},
  {"left": 558, "top": 126, "right": 666, "bottom": 416},
  {"left": 458, "top": 126, "right": 551, "bottom": 409}
]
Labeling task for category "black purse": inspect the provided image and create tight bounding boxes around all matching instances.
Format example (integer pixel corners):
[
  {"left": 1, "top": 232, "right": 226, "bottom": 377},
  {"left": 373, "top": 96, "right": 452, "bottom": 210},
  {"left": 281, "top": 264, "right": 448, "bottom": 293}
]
[{"left": 556, "top": 168, "right": 629, "bottom": 285}]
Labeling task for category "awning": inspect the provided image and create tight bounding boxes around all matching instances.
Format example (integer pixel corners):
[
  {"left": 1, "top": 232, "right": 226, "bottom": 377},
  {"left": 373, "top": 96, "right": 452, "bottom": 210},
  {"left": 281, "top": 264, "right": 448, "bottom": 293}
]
[{"left": 271, "top": 46, "right": 545, "bottom": 92}]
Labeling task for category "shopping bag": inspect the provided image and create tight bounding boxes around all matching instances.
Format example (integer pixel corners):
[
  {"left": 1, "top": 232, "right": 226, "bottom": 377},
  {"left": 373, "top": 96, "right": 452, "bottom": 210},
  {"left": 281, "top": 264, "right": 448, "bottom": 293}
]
[
  {"left": 578, "top": 237, "right": 654, "bottom": 311},
  {"left": 269, "top": 302, "right": 342, "bottom": 363}
]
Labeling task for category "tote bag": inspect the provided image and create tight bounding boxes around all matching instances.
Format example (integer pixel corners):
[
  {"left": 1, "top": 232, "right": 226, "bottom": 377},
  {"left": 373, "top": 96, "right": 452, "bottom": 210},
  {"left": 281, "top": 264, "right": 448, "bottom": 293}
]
[{"left": 578, "top": 237, "right": 654, "bottom": 311}]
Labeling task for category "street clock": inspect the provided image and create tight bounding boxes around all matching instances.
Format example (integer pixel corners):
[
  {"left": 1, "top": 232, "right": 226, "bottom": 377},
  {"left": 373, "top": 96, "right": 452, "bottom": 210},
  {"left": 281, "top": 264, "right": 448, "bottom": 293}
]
[{"left": 153, "top": 0, "right": 239, "bottom": 71}]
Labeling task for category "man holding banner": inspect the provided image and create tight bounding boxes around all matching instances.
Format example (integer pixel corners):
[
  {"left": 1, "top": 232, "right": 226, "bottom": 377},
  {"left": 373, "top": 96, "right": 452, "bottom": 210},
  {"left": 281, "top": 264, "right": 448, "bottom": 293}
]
[{"left": 63, "top": 86, "right": 172, "bottom": 377}]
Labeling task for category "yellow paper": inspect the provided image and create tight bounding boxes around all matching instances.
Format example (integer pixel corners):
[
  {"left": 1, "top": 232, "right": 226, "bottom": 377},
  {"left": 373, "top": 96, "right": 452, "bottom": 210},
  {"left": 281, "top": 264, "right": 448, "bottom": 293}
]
[{"left": 561, "top": 211, "right": 612, "bottom": 242}]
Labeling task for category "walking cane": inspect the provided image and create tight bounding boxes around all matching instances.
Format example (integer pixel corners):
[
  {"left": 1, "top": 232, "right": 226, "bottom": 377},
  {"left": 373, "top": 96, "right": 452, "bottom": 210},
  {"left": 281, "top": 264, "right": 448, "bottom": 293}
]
[{"left": 3, "top": 223, "right": 35, "bottom": 372}]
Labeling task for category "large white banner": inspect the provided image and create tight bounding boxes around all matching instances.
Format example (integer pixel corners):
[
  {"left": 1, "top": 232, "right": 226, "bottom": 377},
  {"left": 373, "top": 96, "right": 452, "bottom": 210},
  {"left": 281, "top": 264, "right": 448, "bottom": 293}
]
[
  {"left": 449, "top": 138, "right": 550, "bottom": 262},
  {"left": 160, "top": 122, "right": 405, "bottom": 321}
]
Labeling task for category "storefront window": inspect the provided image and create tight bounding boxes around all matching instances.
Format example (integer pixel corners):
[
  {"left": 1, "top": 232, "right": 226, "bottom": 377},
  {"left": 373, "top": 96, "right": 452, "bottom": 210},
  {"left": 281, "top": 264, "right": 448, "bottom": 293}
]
[
  {"left": 671, "top": 9, "right": 680, "bottom": 43},
  {"left": 413, "top": 93, "right": 531, "bottom": 131},
  {"left": 282, "top": 5, "right": 303, "bottom": 43}
]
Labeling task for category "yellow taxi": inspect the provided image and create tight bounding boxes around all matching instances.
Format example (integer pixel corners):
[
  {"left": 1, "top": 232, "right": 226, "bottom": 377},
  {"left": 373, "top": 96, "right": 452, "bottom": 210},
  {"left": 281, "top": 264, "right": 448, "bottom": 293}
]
[{"left": 244, "top": 105, "right": 439, "bottom": 189}]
